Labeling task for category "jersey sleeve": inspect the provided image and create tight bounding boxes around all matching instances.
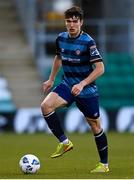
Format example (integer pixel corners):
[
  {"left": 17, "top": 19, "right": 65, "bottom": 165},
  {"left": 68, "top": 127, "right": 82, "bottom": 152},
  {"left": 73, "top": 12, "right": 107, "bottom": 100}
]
[
  {"left": 88, "top": 39, "right": 103, "bottom": 64},
  {"left": 55, "top": 37, "right": 60, "bottom": 56}
]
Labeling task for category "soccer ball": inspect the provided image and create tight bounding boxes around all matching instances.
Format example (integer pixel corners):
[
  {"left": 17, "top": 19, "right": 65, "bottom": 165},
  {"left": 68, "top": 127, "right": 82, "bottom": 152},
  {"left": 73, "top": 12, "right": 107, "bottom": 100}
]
[{"left": 19, "top": 154, "right": 40, "bottom": 174}]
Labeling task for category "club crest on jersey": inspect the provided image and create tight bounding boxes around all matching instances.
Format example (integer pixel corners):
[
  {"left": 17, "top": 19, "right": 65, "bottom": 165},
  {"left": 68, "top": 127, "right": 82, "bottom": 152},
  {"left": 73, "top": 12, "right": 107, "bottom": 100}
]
[{"left": 75, "top": 49, "right": 81, "bottom": 55}]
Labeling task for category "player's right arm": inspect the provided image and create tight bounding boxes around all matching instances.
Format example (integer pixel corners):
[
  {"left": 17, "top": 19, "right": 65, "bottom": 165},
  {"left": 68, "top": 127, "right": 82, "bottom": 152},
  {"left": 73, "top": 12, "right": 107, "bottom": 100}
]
[{"left": 42, "top": 55, "right": 62, "bottom": 93}]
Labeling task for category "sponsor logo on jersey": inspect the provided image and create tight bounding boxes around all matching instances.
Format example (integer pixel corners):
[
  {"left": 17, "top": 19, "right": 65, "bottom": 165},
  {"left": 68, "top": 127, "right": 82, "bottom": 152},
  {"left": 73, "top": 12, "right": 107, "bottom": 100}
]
[{"left": 62, "top": 56, "right": 80, "bottom": 63}]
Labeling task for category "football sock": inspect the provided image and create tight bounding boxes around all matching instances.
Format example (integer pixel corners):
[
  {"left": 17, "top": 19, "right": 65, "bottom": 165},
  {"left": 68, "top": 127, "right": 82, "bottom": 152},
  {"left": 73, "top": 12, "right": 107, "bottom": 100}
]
[
  {"left": 94, "top": 129, "right": 108, "bottom": 164},
  {"left": 44, "top": 111, "right": 68, "bottom": 143},
  {"left": 62, "top": 138, "right": 69, "bottom": 144}
]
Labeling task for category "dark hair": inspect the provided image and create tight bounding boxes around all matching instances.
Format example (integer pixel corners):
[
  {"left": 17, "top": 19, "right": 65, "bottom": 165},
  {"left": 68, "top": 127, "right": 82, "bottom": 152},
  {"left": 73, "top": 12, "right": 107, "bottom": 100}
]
[{"left": 64, "top": 6, "right": 83, "bottom": 20}]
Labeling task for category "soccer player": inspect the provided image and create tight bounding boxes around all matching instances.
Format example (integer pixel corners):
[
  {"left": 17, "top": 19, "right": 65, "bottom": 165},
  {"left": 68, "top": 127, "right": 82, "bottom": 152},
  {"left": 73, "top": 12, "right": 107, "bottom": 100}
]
[{"left": 41, "top": 6, "right": 109, "bottom": 173}]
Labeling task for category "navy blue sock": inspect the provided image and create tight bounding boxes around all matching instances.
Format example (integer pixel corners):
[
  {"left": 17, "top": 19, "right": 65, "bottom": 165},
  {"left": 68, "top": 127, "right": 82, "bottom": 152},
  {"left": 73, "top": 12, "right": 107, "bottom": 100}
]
[
  {"left": 94, "top": 130, "right": 108, "bottom": 164},
  {"left": 44, "top": 111, "right": 67, "bottom": 142}
]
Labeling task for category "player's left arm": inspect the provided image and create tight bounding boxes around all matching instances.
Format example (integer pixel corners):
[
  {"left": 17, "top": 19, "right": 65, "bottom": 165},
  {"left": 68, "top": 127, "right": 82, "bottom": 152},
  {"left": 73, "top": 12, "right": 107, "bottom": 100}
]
[
  {"left": 80, "top": 61, "right": 104, "bottom": 87},
  {"left": 71, "top": 61, "right": 104, "bottom": 96},
  {"left": 81, "top": 43, "right": 105, "bottom": 86},
  {"left": 71, "top": 44, "right": 104, "bottom": 96}
]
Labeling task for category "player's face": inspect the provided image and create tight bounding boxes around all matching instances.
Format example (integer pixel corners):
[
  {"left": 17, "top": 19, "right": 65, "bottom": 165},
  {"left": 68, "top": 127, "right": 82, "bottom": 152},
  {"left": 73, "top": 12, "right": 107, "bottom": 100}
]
[{"left": 65, "top": 16, "right": 83, "bottom": 38}]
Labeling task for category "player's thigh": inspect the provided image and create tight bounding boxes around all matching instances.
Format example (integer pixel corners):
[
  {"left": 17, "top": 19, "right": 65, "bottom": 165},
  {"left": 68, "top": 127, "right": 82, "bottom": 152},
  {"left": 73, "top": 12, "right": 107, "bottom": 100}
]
[
  {"left": 75, "top": 96, "right": 100, "bottom": 119},
  {"left": 42, "top": 92, "right": 68, "bottom": 109},
  {"left": 53, "top": 82, "right": 74, "bottom": 107},
  {"left": 75, "top": 96, "right": 102, "bottom": 133}
]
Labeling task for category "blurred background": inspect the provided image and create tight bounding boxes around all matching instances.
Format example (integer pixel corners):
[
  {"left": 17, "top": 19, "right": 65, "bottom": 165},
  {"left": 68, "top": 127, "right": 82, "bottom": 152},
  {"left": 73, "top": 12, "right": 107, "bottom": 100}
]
[{"left": 0, "top": 0, "right": 134, "bottom": 133}]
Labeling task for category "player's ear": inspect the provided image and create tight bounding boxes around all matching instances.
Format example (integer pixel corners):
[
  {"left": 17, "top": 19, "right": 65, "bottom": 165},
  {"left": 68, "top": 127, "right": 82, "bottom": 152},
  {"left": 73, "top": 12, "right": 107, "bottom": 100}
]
[{"left": 80, "top": 19, "right": 83, "bottom": 26}]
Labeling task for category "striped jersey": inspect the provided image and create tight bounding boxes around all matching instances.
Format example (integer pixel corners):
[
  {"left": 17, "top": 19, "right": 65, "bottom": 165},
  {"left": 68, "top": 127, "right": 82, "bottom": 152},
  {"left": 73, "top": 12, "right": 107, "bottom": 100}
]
[{"left": 56, "top": 31, "right": 102, "bottom": 98}]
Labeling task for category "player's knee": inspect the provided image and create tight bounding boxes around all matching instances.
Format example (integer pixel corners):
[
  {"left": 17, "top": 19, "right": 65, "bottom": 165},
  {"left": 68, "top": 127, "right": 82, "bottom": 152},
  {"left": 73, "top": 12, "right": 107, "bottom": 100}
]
[
  {"left": 41, "top": 99, "right": 54, "bottom": 114},
  {"left": 87, "top": 117, "right": 102, "bottom": 133}
]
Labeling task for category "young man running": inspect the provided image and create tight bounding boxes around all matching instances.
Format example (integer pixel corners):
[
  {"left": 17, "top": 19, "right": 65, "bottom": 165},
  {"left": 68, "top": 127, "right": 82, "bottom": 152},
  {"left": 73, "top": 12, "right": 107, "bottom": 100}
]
[{"left": 41, "top": 6, "right": 109, "bottom": 173}]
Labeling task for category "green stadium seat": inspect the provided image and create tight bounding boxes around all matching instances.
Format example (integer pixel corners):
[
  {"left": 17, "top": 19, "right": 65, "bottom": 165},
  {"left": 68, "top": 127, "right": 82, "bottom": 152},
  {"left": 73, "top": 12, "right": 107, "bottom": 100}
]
[
  {"left": 0, "top": 100, "right": 16, "bottom": 113},
  {"left": 0, "top": 76, "right": 16, "bottom": 113},
  {"left": 97, "top": 53, "right": 134, "bottom": 109}
]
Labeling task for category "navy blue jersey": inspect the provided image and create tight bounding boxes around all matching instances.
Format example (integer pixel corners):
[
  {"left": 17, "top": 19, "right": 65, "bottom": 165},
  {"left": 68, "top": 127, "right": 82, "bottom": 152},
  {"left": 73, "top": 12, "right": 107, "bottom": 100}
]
[{"left": 55, "top": 31, "right": 102, "bottom": 98}]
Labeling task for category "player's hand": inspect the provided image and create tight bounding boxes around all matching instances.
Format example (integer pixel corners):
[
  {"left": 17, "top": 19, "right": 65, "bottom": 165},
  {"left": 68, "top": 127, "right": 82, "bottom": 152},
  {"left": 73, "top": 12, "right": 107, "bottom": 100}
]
[
  {"left": 71, "top": 82, "right": 84, "bottom": 96},
  {"left": 42, "top": 79, "right": 54, "bottom": 93}
]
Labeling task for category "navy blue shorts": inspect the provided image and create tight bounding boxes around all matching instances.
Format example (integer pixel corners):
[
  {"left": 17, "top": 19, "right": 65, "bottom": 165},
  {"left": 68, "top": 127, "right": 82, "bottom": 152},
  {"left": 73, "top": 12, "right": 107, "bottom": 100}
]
[{"left": 53, "top": 82, "right": 100, "bottom": 119}]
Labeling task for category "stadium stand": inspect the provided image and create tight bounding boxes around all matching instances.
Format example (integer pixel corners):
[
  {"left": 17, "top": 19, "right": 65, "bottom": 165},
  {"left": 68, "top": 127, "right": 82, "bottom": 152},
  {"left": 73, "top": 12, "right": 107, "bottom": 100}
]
[
  {"left": 0, "top": 75, "right": 16, "bottom": 112},
  {"left": 97, "top": 53, "right": 134, "bottom": 109},
  {"left": 0, "top": 0, "right": 42, "bottom": 108}
]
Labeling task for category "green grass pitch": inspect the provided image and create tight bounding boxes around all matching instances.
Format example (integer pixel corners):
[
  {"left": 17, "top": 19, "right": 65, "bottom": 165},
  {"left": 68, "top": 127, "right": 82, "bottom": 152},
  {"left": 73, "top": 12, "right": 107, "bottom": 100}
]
[{"left": 0, "top": 132, "right": 134, "bottom": 179}]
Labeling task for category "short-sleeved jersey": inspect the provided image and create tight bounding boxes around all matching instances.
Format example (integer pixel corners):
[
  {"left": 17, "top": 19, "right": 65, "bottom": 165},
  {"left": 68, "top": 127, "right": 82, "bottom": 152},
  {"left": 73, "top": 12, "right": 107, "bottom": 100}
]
[{"left": 55, "top": 31, "right": 102, "bottom": 98}]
